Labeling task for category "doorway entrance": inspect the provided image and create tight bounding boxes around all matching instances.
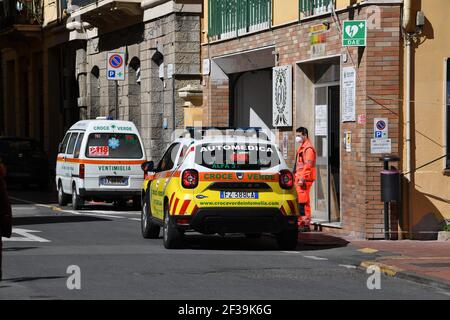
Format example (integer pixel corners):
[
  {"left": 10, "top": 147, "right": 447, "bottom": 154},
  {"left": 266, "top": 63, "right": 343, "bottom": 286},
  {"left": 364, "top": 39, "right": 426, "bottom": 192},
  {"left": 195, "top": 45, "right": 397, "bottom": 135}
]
[
  {"left": 231, "top": 69, "right": 273, "bottom": 128},
  {"left": 314, "top": 84, "right": 341, "bottom": 222}
]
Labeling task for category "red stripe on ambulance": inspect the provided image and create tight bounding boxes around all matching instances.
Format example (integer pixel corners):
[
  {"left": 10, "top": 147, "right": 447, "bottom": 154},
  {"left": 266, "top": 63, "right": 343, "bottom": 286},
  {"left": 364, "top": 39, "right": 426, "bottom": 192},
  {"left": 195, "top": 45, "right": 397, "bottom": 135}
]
[{"left": 179, "top": 200, "right": 191, "bottom": 215}]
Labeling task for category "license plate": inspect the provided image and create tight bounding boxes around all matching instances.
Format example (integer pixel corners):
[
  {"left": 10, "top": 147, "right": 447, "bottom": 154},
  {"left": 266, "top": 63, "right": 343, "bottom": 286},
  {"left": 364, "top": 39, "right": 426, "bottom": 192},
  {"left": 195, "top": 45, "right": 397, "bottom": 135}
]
[
  {"left": 220, "top": 191, "right": 259, "bottom": 199},
  {"left": 100, "top": 177, "right": 128, "bottom": 186}
]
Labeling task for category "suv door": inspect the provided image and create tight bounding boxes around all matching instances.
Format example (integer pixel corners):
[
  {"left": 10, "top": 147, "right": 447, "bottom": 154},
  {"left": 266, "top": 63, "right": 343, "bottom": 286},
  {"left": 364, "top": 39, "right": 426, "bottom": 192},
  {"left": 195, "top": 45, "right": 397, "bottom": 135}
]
[{"left": 151, "top": 143, "right": 181, "bottom": 220}]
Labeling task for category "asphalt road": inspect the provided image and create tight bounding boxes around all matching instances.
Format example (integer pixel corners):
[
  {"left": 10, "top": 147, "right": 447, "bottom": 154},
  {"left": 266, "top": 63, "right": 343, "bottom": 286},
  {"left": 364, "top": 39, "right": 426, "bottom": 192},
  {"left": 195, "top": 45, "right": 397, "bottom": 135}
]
[{"left": 1, "top": 189, "right": 449, "bottom": 300}]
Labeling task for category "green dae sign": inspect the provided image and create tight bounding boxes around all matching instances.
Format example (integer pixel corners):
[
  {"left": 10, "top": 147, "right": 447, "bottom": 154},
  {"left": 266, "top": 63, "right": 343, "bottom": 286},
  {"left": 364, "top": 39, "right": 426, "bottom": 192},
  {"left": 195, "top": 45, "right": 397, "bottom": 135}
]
[{"left": 342, "top": 20, "right": 367, "bottom": 47}]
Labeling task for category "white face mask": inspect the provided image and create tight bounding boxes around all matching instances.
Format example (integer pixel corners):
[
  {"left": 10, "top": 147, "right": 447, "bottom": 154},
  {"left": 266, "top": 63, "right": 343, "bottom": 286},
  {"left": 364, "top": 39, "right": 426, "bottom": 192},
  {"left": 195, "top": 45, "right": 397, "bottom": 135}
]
[{"left": 296, "top": 136, "right": 304, "bottom": 144}]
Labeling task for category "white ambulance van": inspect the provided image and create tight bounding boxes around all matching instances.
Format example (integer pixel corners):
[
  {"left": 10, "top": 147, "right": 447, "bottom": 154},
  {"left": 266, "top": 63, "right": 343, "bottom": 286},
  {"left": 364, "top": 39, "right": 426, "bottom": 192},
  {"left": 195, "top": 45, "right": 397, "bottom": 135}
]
[{"left": 55, "top": 118, "right": 146, "bottom": 209}]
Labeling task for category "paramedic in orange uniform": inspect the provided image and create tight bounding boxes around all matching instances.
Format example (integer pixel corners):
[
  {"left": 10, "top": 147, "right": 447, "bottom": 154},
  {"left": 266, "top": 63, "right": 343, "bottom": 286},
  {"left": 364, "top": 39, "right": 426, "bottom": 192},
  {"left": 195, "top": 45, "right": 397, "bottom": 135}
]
[{"left": 294, "top": 127, "right": 316, "bottom": 230}]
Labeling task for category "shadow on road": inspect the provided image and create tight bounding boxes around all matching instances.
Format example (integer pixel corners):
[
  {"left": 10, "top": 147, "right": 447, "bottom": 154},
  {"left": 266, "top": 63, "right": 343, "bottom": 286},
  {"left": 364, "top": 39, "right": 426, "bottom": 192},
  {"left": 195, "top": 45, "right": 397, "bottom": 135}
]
[
  {"left": 8, "top": 188, "right": 57, "bottom": 205},
  {"left": 13, "top": 215, "right": 111, "bottom": 226},
  {"left": 177, "top": 232, "right": 349, "bottom": 251},
  {"left": 3, "top": 247, "right": 39, "bottom": 252},
  {"left": 3, "top": 276, "right": 65, "bottom": 283},
  {"left": 297, "top": 233, "right": 350, "bottom": 251}
]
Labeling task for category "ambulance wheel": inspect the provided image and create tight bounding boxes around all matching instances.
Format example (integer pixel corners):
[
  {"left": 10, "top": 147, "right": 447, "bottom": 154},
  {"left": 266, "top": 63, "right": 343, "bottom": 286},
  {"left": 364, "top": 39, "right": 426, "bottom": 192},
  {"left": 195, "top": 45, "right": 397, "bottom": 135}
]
[
  {"left": 113, "top": 199, "right": 127, "bottom": 208},
  {"left": 276, "top": 228, "right": 298, "bottom": 250},
  {"left": 141, "top": 192, "right": 160, "bottom": 239},
  {"left": 132, "top": 196, "right": 141, "bottom": 210},
  {"left": 72, "top": 185, "right": 84, "bottom": 210},
  {"left": 57, "top": 182, "right": 70, "bottom": 206},
  {"left": 163, "top": 203, "right": 183, "bottom": 249}
]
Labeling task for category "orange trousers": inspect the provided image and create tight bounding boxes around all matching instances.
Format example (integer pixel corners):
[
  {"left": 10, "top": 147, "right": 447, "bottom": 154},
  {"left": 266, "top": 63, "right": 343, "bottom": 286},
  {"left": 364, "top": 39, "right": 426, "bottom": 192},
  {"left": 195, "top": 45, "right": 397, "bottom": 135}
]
[{"left": 296, "top": 182, "right": 313, "bottom": 228}]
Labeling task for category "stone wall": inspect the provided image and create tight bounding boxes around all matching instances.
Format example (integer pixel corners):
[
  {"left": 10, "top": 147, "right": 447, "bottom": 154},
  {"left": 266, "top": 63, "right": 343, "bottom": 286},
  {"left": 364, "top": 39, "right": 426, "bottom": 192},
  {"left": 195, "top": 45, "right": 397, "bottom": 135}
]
[{"left": 78, "top": 13, "right": 201, "bottom": 161}]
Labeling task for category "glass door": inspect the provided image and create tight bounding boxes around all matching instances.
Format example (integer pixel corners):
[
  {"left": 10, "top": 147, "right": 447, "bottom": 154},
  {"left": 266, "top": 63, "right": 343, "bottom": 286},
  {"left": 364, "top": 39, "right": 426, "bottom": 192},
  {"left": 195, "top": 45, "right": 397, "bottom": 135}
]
[
  {"left": 314, "top": 86, "right": 329, "bottom": 221},
  {"left": 313, "top": 84, "right": 341, "bottom": 222}
]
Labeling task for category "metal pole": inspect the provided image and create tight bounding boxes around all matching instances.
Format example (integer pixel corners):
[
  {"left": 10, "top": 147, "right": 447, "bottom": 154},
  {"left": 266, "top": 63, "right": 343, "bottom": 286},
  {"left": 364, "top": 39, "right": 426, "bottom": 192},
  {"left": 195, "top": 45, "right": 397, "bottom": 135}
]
[
  {"left": 383, "top": 160, "right": 390, "bottom": 240},
  {"left": 405, "top": 36, "right": 412, "bottom": 239},
  {"left": 115, "top": 80, "right": 119, "bottom": 119}
]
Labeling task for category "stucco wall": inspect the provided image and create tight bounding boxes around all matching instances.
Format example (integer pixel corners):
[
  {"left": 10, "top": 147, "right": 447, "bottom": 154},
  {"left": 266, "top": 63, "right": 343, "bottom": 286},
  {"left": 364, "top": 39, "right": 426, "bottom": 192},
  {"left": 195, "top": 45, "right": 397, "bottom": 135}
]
[{"left": 403, "top": 0, "right": 450, "bottom": 238}]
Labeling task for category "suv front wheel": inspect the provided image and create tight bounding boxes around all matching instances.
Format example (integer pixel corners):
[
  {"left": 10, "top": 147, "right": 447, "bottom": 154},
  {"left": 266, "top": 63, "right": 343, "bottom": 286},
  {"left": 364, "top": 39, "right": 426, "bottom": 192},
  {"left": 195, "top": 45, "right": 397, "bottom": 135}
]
[{"left": 141, "top": 192, "right": 160, "bottom": 239}]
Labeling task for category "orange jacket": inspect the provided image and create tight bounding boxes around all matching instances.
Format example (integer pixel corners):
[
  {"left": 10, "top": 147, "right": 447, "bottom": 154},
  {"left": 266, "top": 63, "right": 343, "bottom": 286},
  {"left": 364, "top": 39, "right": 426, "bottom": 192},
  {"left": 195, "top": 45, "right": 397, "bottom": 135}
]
[{"left": 294, "top": 139, "right": 317, "bottom": 183}]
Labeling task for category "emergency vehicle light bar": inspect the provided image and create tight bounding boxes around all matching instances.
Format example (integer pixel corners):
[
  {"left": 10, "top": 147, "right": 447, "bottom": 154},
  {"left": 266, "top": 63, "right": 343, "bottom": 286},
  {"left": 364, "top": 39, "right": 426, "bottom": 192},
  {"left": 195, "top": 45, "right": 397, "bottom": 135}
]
[{"left": 185, "top": 127, "right": 264, "bottom": 139}]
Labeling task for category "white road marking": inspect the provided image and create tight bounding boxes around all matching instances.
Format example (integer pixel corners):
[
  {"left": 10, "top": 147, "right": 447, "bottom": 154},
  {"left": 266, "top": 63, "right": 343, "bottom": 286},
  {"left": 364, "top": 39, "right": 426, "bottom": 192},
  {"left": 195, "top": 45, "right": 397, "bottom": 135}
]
[
  {"left": 12, "top": 207, "right": 36, "bottom": 211},
  {"left": 67, "top": 210, "right": 128, "bottom": 219},
  {"left": 2, "top": 228, "right": 50, "bottom": 243},
  {"left": 281, "top": 251, "right": 302, "bottom": 254},
  {"left": 9, "top": 196, "right": 36, "bottom": 205},
  {"left": 303, "top": 255, "right": 328, "bottom": 261},
  {"left": 128, "top": 218, "right": 141, "bottom": 221},
  {"left": 339, "top": 264, "right": 357, "bottom": 269},
  {"left": 81, "top": 210, "right": 140, "bottom": 215},
  {"left": 10, "top": 196, "right": 139, "bottom": 220}
]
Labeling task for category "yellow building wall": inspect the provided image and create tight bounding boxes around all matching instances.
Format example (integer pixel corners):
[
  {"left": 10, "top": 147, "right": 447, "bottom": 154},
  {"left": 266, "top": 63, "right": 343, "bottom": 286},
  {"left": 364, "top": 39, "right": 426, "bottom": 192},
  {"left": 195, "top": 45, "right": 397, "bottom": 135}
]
[
  {"left": 272, "top": 0, "right": 297, "bottom": 26},
  {"left": 403, "top": 0, "right": 450, "bottom": 236}
]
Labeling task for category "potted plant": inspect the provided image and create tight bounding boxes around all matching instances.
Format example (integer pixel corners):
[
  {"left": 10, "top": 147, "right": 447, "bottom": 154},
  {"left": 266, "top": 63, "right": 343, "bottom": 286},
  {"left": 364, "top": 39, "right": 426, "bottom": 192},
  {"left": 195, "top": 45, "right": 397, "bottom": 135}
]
[{"left": 438, "top": 220, "right": 450, "bottom": 241}]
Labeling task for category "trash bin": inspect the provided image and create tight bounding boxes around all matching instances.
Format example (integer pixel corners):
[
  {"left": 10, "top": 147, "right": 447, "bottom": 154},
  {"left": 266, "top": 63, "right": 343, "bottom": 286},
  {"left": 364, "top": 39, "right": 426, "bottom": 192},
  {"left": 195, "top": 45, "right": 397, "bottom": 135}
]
[
  {"left": 380, "top": 169, "right": 400, "bottom": 202},
  {"left": 379, "top": 155, "right": 401, "bottom": 240}
]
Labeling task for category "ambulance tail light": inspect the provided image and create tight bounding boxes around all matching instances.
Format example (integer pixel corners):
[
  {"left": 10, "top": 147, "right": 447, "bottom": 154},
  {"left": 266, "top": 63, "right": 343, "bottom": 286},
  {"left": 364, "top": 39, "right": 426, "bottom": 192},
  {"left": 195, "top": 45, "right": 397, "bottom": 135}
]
[
  {"left": 182, "top": 169, "right": 199, "bottom": 189},
  {"left": 279, "top": 170, "right": 293, "bottom": 189},
  {"left": 79, "top": 164, "right": 85, "bottom": 179}
]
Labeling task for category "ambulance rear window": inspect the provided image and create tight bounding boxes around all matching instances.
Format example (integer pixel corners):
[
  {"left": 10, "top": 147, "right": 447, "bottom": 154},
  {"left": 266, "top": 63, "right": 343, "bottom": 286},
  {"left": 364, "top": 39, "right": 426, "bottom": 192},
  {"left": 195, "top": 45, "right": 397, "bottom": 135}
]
[
  {"left": 195, "top": 143, "right": 280, "bottom": 170},
  {"left": 85, "top": 133, "right": 143, "bottom": 159}
]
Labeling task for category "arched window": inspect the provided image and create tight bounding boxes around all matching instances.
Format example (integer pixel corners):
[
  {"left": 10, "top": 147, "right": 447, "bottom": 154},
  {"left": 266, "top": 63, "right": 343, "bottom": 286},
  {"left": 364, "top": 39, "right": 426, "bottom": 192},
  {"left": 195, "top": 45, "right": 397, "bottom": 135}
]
[
  {"left": 90, "top": 66, "right": 100, "bottom": 118},
  {"left": 128, "top": 57, "right": 141, "bottom": 126}
]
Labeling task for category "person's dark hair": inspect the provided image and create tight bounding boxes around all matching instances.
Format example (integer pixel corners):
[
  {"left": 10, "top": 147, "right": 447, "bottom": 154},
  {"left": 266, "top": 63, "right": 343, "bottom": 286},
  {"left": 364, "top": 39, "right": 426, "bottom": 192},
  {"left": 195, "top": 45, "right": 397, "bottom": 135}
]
[{"left": 296, "top": 127, "right": 309, "bottom": 138}]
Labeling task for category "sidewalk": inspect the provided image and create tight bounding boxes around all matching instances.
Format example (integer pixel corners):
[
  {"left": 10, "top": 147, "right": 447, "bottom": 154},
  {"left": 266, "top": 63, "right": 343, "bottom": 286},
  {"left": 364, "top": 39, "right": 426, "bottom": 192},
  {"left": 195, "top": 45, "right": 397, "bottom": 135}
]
[
  {"left": 349, "top": 238, "right": 450, "bottom": 289},
  {"left": 301, "top": 232, "right": 450, "bottom": 290}
]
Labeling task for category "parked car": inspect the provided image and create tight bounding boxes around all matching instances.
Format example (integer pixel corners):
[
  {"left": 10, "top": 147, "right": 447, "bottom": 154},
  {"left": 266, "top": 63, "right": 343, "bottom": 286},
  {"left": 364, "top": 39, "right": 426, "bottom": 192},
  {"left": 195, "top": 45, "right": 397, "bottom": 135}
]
[{"left": 0, "top": 137, "right": 51, "bottom": 189}]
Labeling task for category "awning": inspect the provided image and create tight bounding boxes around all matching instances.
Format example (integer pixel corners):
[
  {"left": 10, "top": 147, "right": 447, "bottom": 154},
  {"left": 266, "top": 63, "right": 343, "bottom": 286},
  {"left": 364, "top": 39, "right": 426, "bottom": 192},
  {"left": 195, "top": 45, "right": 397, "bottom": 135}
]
[{"left": 213, "top": 46, "right": 276, "bottom": 74}]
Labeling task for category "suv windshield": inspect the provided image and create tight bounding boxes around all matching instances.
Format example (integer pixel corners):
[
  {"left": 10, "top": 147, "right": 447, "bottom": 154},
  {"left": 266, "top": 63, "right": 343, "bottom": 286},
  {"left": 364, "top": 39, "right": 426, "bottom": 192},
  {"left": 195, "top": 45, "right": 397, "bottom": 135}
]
[
  {"left": 195, "top": 143, "right": 280, "bottom": 170},
  {"left": 86, "top": 133, "right": 143, "bottom": 159}
]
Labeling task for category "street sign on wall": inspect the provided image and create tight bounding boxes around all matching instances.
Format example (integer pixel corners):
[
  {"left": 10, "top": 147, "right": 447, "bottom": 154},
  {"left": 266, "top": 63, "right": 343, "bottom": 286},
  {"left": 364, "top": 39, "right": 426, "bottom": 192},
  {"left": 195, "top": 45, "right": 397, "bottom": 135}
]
[
  {"left": 342, "top": 20, "right": 367, "bottom": 47},
  {"left": 374, "top": 118, "right": 389, "bottom": 139},
  {"left": 107, "top": 52, "right": 125, "bottom": 81},
  {"left": 342, "top": 66, "right": 356, "bottom": 122}
]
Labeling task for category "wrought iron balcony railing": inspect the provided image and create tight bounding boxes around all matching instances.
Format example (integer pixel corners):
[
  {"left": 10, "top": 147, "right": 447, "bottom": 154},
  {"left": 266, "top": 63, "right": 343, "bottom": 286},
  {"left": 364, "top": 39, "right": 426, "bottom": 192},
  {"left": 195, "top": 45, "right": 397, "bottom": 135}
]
[
  {"left": 208, "top": 0, "right": 271, "bottom": 40},
  {"left": 0, "top": 0, "right": 43, "bottom": 30},
  {"left": 299, "top": 0, "right": 333, "bottom": 18}
]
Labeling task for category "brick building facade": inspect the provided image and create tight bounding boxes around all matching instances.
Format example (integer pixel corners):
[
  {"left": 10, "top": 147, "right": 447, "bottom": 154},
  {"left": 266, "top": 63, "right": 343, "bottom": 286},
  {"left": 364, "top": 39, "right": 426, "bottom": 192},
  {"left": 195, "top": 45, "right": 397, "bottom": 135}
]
[{"left": 201, "top": 2, "right": 402, "bottom": 239}]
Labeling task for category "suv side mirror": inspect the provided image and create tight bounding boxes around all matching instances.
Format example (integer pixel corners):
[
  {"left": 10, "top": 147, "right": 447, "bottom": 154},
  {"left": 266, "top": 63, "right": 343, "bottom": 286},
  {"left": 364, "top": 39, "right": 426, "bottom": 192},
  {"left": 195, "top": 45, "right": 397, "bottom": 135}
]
[{"left": 141, "top": 161, "right": 155, "bottom": 173}]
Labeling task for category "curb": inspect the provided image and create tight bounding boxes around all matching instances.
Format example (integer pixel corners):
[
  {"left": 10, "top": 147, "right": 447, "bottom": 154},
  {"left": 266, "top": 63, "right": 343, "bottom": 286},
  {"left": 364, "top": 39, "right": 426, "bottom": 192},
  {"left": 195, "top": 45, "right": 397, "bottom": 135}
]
[{"left": 360, "top": 260, "right": 450, "bottom": 292}]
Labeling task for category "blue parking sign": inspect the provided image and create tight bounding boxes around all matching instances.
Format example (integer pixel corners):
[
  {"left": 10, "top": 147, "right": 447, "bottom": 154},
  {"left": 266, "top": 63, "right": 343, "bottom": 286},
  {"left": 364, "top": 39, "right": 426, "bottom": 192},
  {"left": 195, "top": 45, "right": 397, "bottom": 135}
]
[
  {"left": 375, "top": 131, "right": 383, "bottom": 138},
  {"left": 108, "top": 70, "right": 116, "bottom": 78}
]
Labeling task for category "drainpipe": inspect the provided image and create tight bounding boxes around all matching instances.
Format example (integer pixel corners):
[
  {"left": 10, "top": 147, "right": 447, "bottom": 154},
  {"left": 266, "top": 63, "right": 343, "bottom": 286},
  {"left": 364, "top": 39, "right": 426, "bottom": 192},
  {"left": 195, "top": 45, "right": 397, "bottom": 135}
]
[{"left": 402, "top": 0, "right": 413, "bottom": 239}]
